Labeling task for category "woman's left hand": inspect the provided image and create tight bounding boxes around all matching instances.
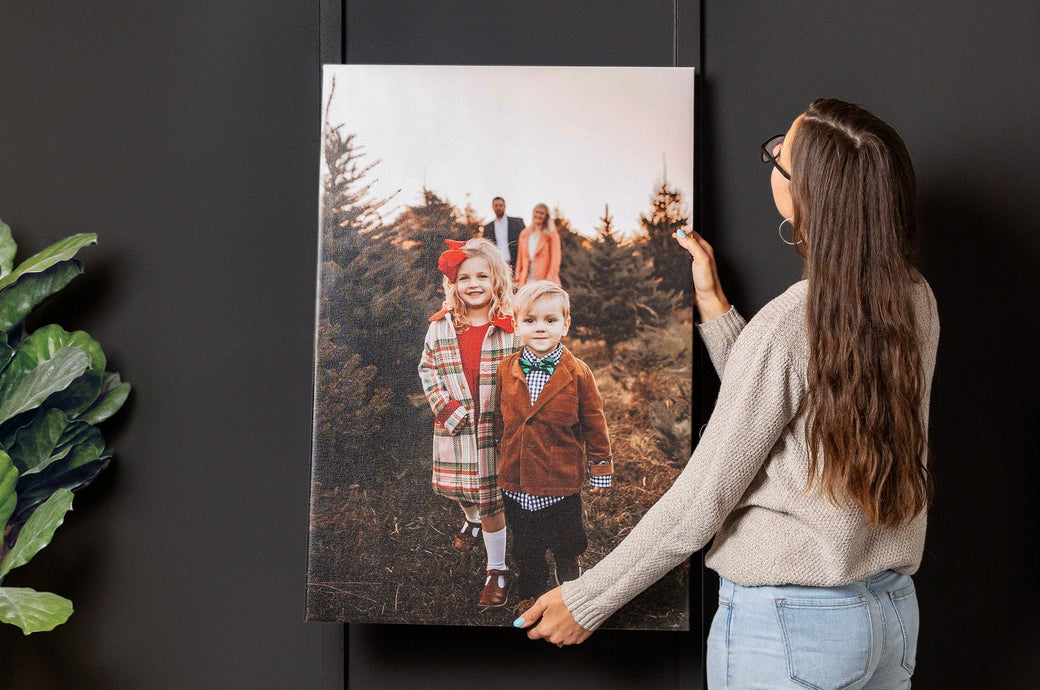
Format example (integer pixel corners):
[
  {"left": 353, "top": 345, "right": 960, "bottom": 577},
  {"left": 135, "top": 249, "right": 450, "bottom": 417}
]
[
  {"left": 514, "top": 585, "right": 593, "bottom": 647},
  {"left": 674, "top": 229, "right": 730, "bottom": 322}
]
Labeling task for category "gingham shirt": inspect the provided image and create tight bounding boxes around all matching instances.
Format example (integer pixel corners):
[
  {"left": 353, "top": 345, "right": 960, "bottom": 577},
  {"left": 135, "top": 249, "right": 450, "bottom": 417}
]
[{"left": 503, "top": 345, "right": 610, "bottom": 511}]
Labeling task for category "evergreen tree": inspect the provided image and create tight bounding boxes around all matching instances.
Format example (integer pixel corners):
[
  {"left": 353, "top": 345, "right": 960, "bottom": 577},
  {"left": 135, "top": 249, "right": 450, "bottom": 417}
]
[
  {"left": 460, "top": 202, "right": 485, "bottom": 240},
  {"left": 316, "top": 110, "right": 399, "bottom": 458},
  {"left": 332, "top": 190, "right": 465, "bottom": 398},
  {"left": 566, "top": 208, "right": 678, "bottom": 356},
  {"left": 553, "top": 208, "right": 591, "bottom": 290},
  {"left": 637, "top": 181, "right": 692, "bottom": 296},
  {"left": 391, "top": 189, "right": 473, "bottom": 305},
  {"left": 314, "top": 314, "right": 393, "bottom": 467},
  {"left": 320, "top": 121, "right": 393, "bottom": 272}
]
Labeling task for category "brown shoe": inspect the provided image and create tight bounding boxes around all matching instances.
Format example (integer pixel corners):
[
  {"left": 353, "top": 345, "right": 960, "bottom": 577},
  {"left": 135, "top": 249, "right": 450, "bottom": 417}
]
[
  {"left": 478, "top": 569, "right": 513, "bottom": 610},
  {"left": 452, "top": 520, "right": 482, "bottom": 552},
  {"left": 554, "top": 557, "right": 582, "bottom": 585},
  {"left": 513, "top": 597, "right": 536, "bottom": 617}
]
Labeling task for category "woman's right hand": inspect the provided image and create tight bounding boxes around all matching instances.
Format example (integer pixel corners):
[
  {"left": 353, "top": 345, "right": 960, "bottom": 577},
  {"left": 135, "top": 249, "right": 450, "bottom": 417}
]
[{"left": 674, "top": 230, "right": 730, "bottom": 323}]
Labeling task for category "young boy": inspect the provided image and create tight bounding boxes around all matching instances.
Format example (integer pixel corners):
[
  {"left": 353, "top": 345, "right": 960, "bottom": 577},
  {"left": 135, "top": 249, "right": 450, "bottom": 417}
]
[{"left": 494, "top": 280, "right": 613, "bottom": 615}]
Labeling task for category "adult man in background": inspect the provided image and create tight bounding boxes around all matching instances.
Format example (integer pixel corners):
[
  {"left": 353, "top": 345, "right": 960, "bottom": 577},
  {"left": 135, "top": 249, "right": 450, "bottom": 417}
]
[{"left": 484, "top": 196, "right": 525, "bottom": 268}]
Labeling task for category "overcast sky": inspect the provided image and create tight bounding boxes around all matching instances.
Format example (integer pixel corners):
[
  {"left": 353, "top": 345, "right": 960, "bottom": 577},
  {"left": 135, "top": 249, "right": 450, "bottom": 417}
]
[{"left": 322, "top": 65, "right": 694, "bottom": 239}]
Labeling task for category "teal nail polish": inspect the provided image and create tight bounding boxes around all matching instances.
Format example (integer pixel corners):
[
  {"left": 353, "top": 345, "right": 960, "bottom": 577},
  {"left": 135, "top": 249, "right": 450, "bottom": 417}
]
[
  {"left": 513, "top": 617, "right": 525, "bottom": 627},
  {"left": 676, "top": 228, "right": 687, "bottom": 239}
]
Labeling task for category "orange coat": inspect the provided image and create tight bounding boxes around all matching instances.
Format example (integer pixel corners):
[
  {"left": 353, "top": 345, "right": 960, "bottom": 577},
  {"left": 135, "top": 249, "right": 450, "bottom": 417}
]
[
  {"left": 514, "top": 226, "right": 561, "bottom": 286},
  {"left": 494, "top": 347, "right": 612, "bottom": 496}
]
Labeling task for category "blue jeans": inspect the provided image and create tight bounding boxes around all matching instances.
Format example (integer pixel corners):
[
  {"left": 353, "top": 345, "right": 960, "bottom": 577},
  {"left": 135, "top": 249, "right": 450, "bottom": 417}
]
[{"left": 707, "top": 571, "right": 919, "bottom": 689}]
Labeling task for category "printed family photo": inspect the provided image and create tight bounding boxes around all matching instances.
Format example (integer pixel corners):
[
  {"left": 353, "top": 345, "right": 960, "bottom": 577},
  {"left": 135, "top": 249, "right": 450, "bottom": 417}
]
[{"left": 307, "top": 64, "right": 696, "bottom": 628}]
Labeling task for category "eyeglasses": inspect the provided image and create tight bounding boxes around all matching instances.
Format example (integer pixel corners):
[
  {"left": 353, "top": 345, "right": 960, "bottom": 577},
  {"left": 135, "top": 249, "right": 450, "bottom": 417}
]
[{"left": 760, "top": 134, "right": 791, "bottom": 180}]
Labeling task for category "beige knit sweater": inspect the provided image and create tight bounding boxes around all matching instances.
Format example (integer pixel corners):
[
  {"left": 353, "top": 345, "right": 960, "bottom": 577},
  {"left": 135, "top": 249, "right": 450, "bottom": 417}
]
[{"left": 563, "top": 279, "right": 940, "bottom": 631}]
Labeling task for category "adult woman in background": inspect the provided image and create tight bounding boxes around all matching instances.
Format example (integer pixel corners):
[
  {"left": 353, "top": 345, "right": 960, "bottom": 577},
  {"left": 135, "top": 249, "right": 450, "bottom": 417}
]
[
  {"left": 517, "top": 99, "right": 940, "bottom": 689},
  {"left": 514, "top": 203, "right": 561, "bottom": 286}
]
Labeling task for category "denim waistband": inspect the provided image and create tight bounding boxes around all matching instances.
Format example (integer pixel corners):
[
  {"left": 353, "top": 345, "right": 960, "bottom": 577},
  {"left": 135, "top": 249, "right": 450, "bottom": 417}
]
[{"left": 719, "top": 569, "right": 907, "bottom": 599}]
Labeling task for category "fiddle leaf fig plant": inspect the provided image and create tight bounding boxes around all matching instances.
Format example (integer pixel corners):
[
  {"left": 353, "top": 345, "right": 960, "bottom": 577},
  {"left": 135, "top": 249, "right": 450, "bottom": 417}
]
[{"left": 0, "top": 219, "right": 130, "bottom": 634}]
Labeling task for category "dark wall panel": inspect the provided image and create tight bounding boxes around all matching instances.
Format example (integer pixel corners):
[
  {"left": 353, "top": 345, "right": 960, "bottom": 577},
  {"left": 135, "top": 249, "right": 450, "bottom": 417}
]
[
  {"left": 345, "top": 1, "right": 681, "bottom": 66},
  {"left": 340, "top": 1, "right": 704, "bottom": 687},
  {"left": 700, "top": 2, "right": 1040, "bottom": 687},
  {"left": 0, "top": 2, "right": 327, "bottom": 687}
]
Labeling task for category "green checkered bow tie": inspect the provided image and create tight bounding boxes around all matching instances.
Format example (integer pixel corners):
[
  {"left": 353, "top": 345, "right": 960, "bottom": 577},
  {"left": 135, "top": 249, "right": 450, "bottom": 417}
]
[{"left": 519, "top": 357, "right": 556, "bottom": 376}]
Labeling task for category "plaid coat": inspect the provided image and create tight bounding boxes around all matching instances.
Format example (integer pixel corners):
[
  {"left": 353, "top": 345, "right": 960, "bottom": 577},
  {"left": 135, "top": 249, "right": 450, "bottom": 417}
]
[{"left": 418, "top": 311, "right": 518, "bottom": 513}]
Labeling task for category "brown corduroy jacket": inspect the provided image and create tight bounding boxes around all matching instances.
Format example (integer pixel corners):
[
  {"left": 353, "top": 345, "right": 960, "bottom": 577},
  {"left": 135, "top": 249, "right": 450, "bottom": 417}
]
[{"left": 494, "top": 347, "right": 612, "bottom": 496}]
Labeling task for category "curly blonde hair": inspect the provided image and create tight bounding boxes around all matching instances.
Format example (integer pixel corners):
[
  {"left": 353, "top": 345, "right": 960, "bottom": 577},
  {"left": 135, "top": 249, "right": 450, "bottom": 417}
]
[{"left": 442, "top": 238, "right": 514, "bottom": 332}]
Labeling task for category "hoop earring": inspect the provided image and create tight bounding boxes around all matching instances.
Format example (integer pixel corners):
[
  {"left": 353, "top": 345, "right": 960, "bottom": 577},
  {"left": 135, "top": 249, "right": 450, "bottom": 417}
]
[{"left": 778, "top": 218, "right": 801, "bottom": 246}]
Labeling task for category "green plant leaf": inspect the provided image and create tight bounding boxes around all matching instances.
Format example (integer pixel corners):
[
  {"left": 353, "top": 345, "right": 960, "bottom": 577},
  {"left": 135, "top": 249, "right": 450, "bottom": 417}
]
[
  {"left": 0, "top": 233, "right": 96, "bottom": 292},
  {"left": 0, "top": 219, "right": 15, "bottom": 280},
  {"left": 0, "top": 488, "right": 73, "bottom": 581},
  {"left": 0, "top": 450, "right": 17, "bottom": 535},
  {"left": 0, "top": 346, "right": 91, "bottom": 427},
  {"left": 7, "top": 457, "right": 107, "bottom": 528},
  {"left": 0, "top": 332, "right": 13, "bottom": 374},
  {"left": 0, "top": 587, "right": 73, "bottom": 634},
  {"left": 20, "top": 441, "right": 102, "bottom": 484},
  {"left": 0, "top": 325, "right": 106, "bottom": 422},
  {"left": 4, "top": 409, "right": 68, "bottom": 473},
  {"left": 0, "top": 260, "right": 84, "bottom": 333},
  {"left": 76, "top": 371, "right": 131, "bottom": 425},
  {"left": 7, "top": 408, "right": 104, "bottom": 477}
]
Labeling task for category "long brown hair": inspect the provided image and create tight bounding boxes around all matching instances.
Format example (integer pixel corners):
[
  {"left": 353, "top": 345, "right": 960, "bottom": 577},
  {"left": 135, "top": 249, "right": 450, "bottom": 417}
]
[{"left": 790, "top": 98, "right": 931, "bottom": 527}]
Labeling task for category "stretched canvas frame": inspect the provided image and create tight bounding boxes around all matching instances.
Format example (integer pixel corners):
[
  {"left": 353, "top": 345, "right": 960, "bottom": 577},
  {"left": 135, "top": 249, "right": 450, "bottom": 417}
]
[{"left": 307, "top": 65, "right": 695, "bottom": 629}]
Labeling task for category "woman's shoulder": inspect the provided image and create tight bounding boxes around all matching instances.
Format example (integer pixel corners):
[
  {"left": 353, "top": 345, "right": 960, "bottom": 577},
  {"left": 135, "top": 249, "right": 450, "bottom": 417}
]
[
  {"left": 732, "top": 281, "right": 810, "bottom": 362},
  {"left": 912, "top": 273, "right": 937, "bottom": 309},
  {"left": 911, "top": 274, "right": 940, "bottom": 340},
  {"left": 747, "top": 280, "right": 809, "bottom": 332}
]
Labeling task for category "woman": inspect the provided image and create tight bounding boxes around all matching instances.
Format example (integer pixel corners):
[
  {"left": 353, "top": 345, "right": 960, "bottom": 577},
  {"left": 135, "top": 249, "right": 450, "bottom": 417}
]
[
  {"left": 516, "top": 99, "right": 940, "bottom": 689},
  {"left": 514, "top": 203, "right": 561, "bottom": 286}
]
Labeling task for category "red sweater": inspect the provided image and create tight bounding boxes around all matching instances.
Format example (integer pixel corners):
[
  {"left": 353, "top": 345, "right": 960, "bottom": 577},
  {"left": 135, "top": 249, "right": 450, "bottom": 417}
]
[{"left": 434, "top": 321, "right": 490, "bottom": 425}]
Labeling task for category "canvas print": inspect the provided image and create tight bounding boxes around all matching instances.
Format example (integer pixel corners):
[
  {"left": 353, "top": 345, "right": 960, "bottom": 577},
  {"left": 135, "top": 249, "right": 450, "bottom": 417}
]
[{"left": 308, "top": 65, "right": 696, "bottom": 628}]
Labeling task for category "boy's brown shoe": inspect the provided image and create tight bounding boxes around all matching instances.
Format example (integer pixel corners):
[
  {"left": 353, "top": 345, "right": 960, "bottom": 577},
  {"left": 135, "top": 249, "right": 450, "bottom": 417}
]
[{"left": 478, "top": 569, "right": 513, "bottom": 609}]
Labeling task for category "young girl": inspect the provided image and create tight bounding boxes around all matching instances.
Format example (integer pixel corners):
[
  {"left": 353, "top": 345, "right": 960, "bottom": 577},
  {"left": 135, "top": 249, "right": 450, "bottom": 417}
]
[{"left": 418, "top": 237, "right": 519, "bottom": 610}]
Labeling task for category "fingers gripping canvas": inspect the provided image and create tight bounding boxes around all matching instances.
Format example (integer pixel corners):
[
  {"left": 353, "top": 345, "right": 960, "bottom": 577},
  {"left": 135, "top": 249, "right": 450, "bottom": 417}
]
[{"left": 307, "top": 65, "right": 695, "bottom": 629}]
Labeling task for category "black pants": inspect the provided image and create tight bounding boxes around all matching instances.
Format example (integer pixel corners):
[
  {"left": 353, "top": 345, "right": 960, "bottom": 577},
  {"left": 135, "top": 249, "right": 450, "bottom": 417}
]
[{"left": 503, "top": 493, "right": 588, "bottom": 600}]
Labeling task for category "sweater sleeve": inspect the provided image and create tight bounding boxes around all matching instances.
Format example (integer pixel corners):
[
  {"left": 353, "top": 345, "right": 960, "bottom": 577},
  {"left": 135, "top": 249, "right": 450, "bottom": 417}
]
[
  {"left": 562, "top": 305, "right": 807, "bottom": 631},
  {"left": 696, "top": 305, "right": 746, "bottom": 378}
]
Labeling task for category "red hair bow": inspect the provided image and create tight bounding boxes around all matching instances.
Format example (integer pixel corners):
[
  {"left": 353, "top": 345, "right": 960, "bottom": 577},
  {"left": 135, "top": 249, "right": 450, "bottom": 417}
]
[{"left": 437, "top": 239, "right": 468, "bottom": 282}]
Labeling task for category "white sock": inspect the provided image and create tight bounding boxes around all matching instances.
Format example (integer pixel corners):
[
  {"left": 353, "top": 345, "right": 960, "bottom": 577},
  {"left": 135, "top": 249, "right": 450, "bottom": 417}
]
[
  {"left": 461, "top": 503, "right": 480, "bottom": 523},
  {"left": 483, "top": 526, "right": 507, "bottom": 573}
]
